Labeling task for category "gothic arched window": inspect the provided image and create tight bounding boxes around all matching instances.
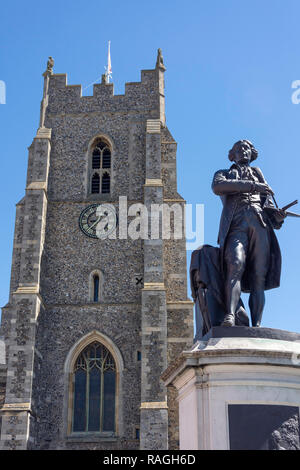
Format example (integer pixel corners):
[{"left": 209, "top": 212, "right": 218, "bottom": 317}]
[
  {"left": 72, "top": 342, "right": 116, "bottom": 433},
  {"left": 90, "top": 139, "right": 111, "bottom": 195}
]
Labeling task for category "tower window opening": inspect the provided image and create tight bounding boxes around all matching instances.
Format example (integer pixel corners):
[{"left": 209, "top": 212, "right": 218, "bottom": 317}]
[
  {"left": 92, "top": 149, "right": 101, "bottom": 169},
  {"left": 89, "top": 139, "right": 112, "bottom": 195},
  {"left": 93, "top": 274, "right": 99, "bottom": 302},
  {"left": 101, "top": 173, "right": 110, "bottom": 194},
  {"left": 102, "top": 148, "right": 111, "bottom": 169},
  {"left": 91, "top": 173, "right": 100, "bottom": 194}
]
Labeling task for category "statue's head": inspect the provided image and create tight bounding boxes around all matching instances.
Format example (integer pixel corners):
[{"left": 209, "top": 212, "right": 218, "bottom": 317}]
[{"left": 228, "top": 140, "right": 258, "bottom": 164}]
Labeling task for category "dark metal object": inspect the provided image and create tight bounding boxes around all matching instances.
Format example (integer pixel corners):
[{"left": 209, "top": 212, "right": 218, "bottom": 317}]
[
  {"left": 282, "top": 199, "right": 298, "bottom": 211},
  {"left": 190, "top": 245, "right": 249, "bottom": 340},
  {"left": 193, "top": 142, "right": 272, "bottom": 334},
  {"left": 228, "top": 405, "right": 300, "bottom": 450},
  {"left": 265, "top": 199, "right": 300, "bottom": 218},
  {"left": 190, "top": 140, "right": 298, "bottom": 333},
  {"left": 211, "top": 140, "right": 288, "bottom": 328},
  {"left": 285, "top": 211, "right": 300, "bottom": 218}
]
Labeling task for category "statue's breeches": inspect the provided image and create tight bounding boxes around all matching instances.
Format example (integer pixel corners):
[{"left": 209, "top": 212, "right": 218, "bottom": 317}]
[{"left": 224, "top": 207, "right": 271, "bottom": 290}]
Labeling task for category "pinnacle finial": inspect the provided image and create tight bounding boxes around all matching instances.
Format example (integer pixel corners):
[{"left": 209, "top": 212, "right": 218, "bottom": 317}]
[
  {"left": 156, "top": 48, "right": 166, "bottom": 71},
  {"left": 45, "top": 56, "right": 54, "bottom": 74}
]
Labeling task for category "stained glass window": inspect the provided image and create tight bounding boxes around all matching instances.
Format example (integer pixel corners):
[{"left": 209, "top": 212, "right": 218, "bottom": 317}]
[{"left": 72, "top": 342, "right": 116, "bottom": 433}]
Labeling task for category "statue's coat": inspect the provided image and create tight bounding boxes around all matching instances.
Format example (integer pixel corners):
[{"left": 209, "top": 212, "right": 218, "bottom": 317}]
[{"left": 212, "top": 164, "right": 282, "bottom": 292}]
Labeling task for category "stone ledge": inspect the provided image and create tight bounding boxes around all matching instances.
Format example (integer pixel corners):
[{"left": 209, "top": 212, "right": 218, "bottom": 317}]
[
  {"left": 26, "top": 182, "right": 47, "bottom": 191},
  {"left": 162, "top": 327, "right": 300, "bottom": 386},
  {"left": 146, "top": 119, "right": 161, "bottom": 134},
  {"left": 202, "top": 326, "right": 300, "bottom": 342},
  {"left": 34, "top": 127, "right": 52, "bottom": 139},
  {"left": 144, "top": 178, "right": 163, "bottom": 187},
  {"left": 143, "top": 282, "right": 165, "bottom": 291},
  {"left": 30, "top": 302, "right": 141, "bottom": 308},
  {"left": 1, "top": 403, "right": 31, "bottom": 412},
  {"left": 65, "top": 433, "right": 118, "bottom": 443},
  {"left": 13, "top": 286, "right": 39, "bottom": 294},
  {"left": 140, "top": 401, "right": 168, "bottom": 409}
]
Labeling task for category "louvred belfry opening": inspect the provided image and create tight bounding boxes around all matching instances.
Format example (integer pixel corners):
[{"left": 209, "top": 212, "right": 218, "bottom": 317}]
[{"left": 90, "top": 139, "right": 111, "bottom": 194}]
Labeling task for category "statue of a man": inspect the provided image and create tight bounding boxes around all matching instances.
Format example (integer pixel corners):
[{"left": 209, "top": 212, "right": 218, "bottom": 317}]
[{"left": 212, "top": 140, "right": 285, "bottom": 327}]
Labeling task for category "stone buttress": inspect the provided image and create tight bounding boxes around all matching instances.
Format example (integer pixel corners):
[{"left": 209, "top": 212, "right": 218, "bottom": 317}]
[{"left": 0, "top": 67, "right": 52, "bottom": 448}]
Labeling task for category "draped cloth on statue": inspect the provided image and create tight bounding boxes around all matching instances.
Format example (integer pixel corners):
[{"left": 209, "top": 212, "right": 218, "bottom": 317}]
[{"left": 190, "top": 245, "right": 249, "bottom": 338}]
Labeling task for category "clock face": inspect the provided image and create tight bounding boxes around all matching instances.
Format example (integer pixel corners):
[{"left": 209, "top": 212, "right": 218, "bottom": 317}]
[{"left": 79, "top": 204, "right": 118, "bottom": 239}]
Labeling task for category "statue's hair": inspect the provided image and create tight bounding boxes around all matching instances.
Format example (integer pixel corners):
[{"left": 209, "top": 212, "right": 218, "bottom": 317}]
[{"left": 228, "top": 140, "right": 258, "bottom": 162}]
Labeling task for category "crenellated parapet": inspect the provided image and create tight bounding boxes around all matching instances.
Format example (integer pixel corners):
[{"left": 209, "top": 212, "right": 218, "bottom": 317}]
[{"left": 46, "top": 67, "right": 164, "bottom": 120}]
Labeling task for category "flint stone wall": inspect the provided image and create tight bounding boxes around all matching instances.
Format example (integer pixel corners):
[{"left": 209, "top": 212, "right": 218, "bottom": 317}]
[{"left": 1, "top": 62, "right": 194, "bottom": 450}]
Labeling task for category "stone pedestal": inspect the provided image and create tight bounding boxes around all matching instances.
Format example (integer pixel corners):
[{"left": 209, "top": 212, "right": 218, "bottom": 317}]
[{"left": 162, "top": 327, "right": 300, "bottom": 450}]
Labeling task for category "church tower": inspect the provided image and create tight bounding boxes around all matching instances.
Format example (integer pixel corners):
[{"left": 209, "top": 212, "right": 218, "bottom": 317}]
[{"left": 0, "top": 51, "right": 194, "bottom": 450}]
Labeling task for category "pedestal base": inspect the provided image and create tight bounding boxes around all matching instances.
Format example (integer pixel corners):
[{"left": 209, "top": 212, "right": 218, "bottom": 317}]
[{"left": 162, "top": 327, "right": 300, "bottom": 450}]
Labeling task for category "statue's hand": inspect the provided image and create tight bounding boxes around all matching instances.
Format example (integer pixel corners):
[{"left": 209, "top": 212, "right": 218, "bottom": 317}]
[
  {"left": 254, "top": 182, "right": 274, "bottom": 195},
  {"left": 265, "top": 207, "right": 286, "bottom": 229},
  {"left": 273, "top": 209, "right": 287, "bottom": 223}
]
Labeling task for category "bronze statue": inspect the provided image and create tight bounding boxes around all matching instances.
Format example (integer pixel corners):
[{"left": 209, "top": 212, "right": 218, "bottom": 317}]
[
  {"left": 190, "top": 139, "right": 299, "bottom": 336},
  {"left": 212, "top": 140, "right": 286, "bottom": 327}
]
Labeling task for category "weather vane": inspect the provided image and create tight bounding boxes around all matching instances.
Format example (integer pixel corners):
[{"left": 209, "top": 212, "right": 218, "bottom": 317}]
[
  {"left": 83, "top": 41, "right": 112, "bottom": 90},
  {"left": 104, "top": 40, "right": 112, "bottom": 83}
]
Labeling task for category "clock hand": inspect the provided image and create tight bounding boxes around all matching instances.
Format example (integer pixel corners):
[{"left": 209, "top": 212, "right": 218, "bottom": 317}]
[{"left": 89, "top": 215, "right": 102, "bottom": 230}]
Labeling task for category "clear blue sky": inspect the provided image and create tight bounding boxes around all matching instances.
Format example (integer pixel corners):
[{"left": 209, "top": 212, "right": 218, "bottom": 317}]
[{"left": 1, "top": 0, "right": 300, "bottom": 332}]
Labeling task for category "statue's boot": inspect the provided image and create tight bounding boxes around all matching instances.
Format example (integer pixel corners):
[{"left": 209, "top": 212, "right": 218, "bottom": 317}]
[
  {"left": 221, "top": 313, "right": 235, "bottom": 327},
  {"left": 251, "top": 312, "right": 262, "bottom": 327},
  {"left": 249, "top": 290, "right": 264, "bottom": 327}
]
